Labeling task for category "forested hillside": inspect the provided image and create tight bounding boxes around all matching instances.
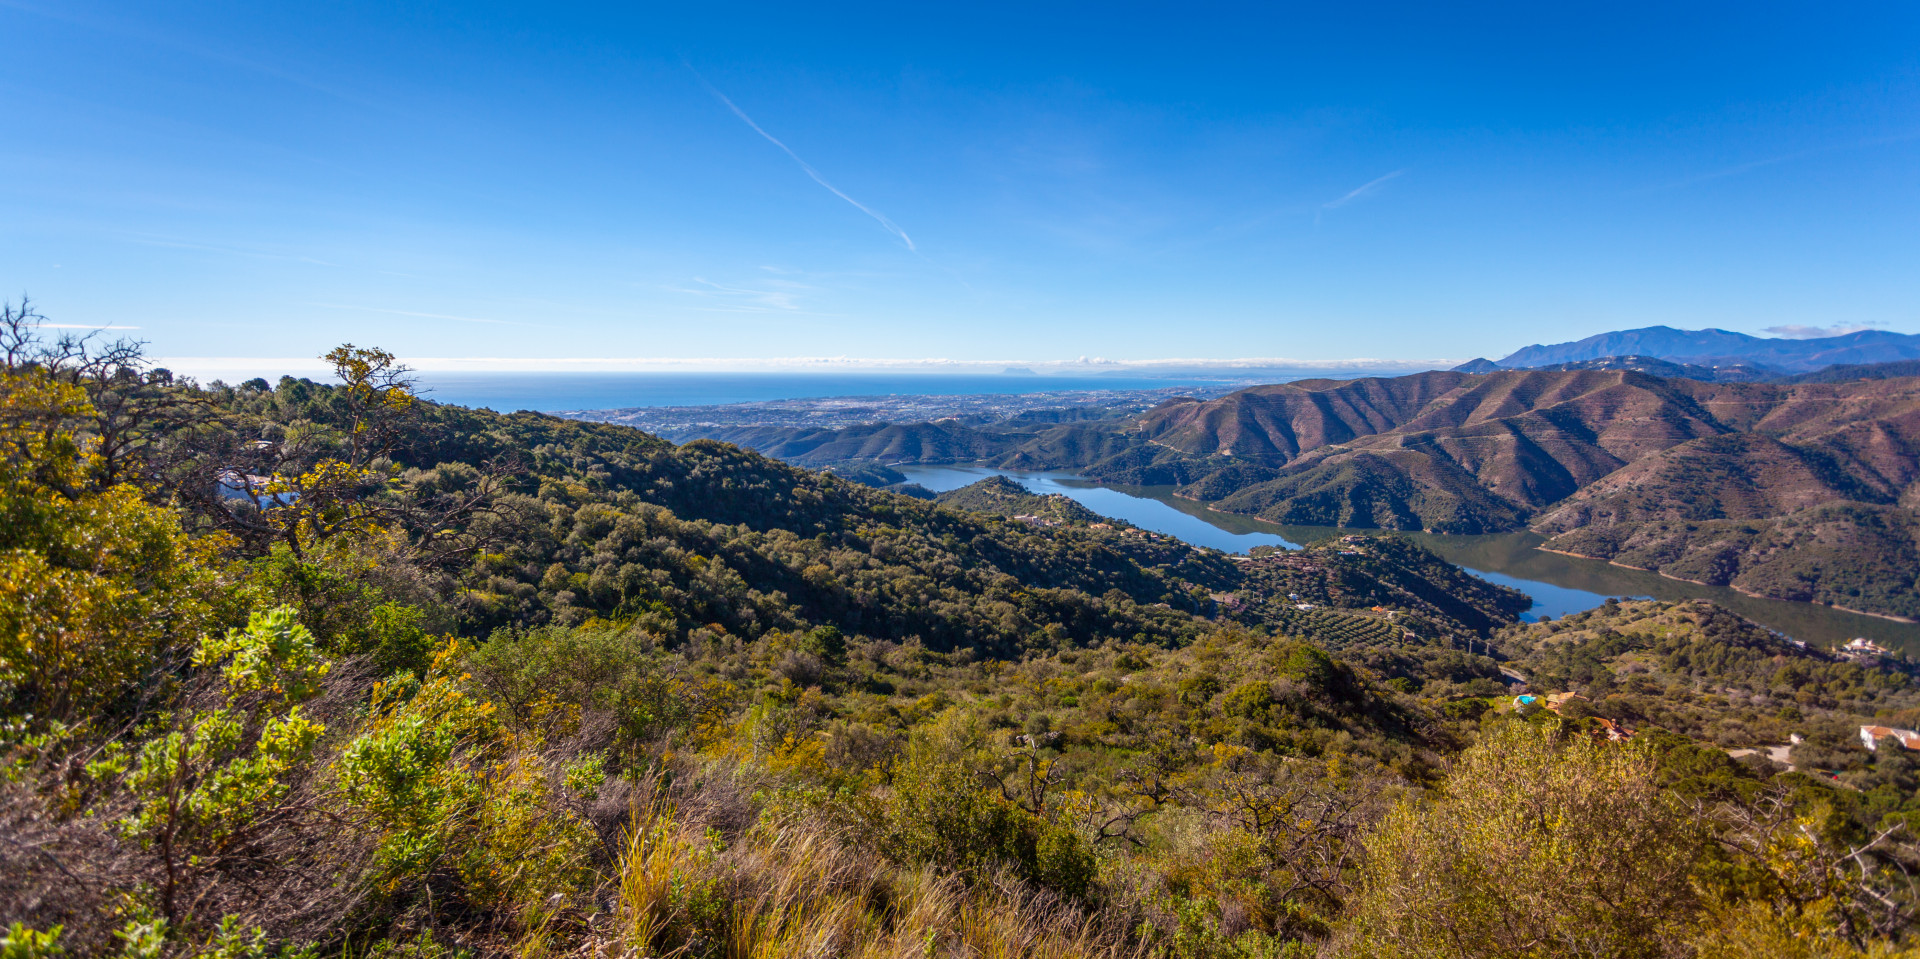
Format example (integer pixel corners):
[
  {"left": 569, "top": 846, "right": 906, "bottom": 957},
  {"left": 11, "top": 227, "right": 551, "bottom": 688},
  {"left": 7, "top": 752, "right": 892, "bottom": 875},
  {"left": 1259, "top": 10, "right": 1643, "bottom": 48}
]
[
  {"left": 934, "top": 475, "right": 1107, "bottom": 525},
  {"left": 6, "top": 312, "right": 1920, "bottom": 958}
]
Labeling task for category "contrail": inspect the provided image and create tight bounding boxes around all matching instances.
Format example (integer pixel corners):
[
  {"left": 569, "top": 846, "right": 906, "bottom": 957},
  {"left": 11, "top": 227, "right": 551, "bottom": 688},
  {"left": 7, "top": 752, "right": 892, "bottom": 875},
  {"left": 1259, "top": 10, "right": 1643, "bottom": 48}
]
[
  {"left": 698, "top": 76, "right": 916, "bottom": 251},
  {"left": 1324, "top": 169, "right": 1406, "bottom": 209}
]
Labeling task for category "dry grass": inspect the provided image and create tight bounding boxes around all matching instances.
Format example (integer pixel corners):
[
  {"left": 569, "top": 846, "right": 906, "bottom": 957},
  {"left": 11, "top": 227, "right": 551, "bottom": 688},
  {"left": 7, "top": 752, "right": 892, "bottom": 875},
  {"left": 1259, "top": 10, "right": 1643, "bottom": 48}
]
[{"left": 592, "top": 778, "right": 1142, "bottom": 959}]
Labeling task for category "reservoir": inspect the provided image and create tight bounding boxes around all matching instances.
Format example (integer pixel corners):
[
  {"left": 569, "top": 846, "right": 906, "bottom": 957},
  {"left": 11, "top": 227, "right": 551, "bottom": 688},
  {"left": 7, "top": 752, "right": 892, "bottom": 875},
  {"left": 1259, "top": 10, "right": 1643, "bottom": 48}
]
[{"left": 896, "top": 465, "right": 1920, "bottom": 652}]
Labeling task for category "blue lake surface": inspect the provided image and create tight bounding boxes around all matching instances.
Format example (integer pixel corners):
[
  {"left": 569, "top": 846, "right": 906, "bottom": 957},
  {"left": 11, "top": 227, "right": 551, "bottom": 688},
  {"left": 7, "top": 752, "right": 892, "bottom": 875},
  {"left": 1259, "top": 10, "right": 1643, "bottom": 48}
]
[
  {"left": 898, "top": 465, "right": 1615, "bottom": 621},
  {"left": 1459, "top": 569, "right": 1630, "bottom": 621},
  {"left": 411, "top": 372, "right": 1228, "bottom": 412},
  {"left": 896, "top": 466, "right": 1304, "bottom": 553}
]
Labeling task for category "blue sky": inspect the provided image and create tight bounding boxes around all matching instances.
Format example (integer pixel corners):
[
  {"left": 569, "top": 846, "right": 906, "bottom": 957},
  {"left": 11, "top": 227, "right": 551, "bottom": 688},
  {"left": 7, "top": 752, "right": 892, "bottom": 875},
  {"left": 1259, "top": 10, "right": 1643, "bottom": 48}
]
[{"left": 3, "top": 1, "right": 1917, "bottom": 373}]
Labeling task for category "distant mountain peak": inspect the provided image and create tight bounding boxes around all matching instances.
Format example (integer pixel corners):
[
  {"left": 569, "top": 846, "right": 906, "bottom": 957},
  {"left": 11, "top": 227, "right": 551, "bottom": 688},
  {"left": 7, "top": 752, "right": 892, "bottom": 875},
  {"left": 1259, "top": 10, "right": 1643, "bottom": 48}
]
[{"left": 1497, "top": 325, "right": 1920, "bottom": 373}]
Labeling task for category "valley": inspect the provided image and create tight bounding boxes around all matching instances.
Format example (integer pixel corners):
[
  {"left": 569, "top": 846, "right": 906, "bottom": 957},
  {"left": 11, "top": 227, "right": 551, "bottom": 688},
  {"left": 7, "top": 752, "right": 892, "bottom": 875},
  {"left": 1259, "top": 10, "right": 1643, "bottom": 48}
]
[
  {"left": 18, "top": 5, "right": 1920, "bottom": 952},
  {"left": 897, "top": 465, "right": 1920, "bottom": 651},
  {"left": 11, "top": 326, "right": 1920, "bottom": 957},
  {"left": 576, "top": 365, "right": 1920, "bottom": 626}
]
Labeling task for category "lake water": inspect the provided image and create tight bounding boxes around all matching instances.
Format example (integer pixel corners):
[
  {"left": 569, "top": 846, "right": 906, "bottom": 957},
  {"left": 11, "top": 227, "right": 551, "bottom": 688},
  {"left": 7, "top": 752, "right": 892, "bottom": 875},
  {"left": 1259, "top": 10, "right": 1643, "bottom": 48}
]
[
  {"left": 895, "top": 465, "right": 1920, "bottom": 651},
  {"left": 898, "top": 467, "right": 1303, "bottom": 553},
  {"left": 410, "top": 372, "right": 1232, "bottom": 413}
]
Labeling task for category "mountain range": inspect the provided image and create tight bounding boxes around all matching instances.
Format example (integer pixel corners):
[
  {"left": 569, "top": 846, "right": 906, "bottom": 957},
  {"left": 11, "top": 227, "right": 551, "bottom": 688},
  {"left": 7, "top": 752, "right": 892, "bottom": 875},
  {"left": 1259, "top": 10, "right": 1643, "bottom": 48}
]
[
  {"left": 1474, "top": 325, "right": 1920, "bottom": 374},
  {"left": 639, "top": 366, "right": 1920, "bottom": 620}
]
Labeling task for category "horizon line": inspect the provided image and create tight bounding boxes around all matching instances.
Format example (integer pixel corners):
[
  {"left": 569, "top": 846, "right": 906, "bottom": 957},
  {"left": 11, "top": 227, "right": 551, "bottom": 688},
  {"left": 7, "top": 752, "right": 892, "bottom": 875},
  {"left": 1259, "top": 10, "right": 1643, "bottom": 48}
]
[{"left": 151, "top": 355, "right": 1462, "bottom": 379}]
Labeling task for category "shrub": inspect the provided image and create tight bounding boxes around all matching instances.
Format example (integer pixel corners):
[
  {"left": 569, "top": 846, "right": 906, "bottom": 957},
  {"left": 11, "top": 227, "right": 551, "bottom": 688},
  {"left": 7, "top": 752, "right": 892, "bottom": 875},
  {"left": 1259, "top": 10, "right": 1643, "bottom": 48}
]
[
  {"left": 883, "top": 713, "right": 1097, "bottom": 897},
  {"left": 0, "top": 372, "right": 216, "bottom": 723},
  {"left": 109, "top": 608, "right": 330, "bottom": 926},
  {"left": 1345, "top": 720, "right": 1709, "bottom": 958},
  {"left": 1223, "top": 682, "right": 1276, "bottom": 721}
]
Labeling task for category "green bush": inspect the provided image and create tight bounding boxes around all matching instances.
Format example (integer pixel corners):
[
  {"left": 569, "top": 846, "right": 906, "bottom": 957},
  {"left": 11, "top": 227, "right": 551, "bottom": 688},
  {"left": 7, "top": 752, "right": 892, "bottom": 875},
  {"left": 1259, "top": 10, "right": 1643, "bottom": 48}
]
[
  {"left": 883, "top": 714, "right": 1097, "bottom": 897},
  {"left": 1223, "top": 681, "right": 1276, "bottom": 720}
]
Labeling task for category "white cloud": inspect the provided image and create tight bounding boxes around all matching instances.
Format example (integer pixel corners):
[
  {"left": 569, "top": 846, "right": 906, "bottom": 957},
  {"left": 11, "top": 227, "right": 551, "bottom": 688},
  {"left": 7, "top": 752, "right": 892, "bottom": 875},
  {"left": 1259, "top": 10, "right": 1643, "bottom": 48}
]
[{"left": 1762, "top": 322, "right": 1884, "bottom": 339}]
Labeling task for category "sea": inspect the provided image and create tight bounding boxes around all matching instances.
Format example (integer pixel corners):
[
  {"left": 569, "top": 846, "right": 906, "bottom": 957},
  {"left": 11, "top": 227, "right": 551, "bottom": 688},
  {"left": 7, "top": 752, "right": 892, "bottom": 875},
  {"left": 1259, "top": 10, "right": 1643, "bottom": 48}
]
[{"left": 410, "top": 372, "right": 1235, "bottom": 413}]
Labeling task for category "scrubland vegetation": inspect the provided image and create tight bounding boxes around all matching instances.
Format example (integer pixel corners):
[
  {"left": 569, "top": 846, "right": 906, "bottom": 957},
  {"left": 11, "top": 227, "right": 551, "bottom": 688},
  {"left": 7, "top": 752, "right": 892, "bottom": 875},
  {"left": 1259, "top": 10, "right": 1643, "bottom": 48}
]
[{"left": 6, "top": 303, "right": 1920, "bottom": 957}]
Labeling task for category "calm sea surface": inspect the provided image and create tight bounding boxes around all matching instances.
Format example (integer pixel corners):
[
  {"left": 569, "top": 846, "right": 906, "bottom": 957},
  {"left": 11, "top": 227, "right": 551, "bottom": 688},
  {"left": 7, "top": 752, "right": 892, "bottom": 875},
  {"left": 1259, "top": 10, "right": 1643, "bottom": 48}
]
[
  {"left": 412, "top": 372, "right": 1226, "bottom": 412},
  {"left": 894, "top": 465, "right": 1920, "bottom": 652}
]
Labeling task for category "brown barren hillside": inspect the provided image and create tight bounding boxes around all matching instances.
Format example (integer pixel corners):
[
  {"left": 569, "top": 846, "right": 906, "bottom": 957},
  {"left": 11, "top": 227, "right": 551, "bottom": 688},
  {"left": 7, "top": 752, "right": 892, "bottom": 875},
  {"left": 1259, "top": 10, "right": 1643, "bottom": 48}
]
[
  {"left": 1114, "top": 372, "right": 1918, "bottom": 521},
  {"left": 1105, "top": 370, "right": 1920, "bottom": 616}
]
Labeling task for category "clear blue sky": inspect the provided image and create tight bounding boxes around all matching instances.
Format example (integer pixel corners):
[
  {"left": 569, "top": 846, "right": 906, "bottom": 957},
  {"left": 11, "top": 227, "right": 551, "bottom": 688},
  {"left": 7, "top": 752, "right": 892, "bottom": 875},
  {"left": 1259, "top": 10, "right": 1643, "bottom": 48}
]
[{"left": 3, "top": 1, "right": 1917, "bottom": 370}]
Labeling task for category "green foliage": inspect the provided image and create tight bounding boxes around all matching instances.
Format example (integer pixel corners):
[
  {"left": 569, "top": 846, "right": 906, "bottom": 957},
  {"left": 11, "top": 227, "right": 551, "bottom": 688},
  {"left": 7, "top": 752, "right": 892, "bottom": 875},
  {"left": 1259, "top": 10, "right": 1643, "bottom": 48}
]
[
  {"left": 1221, "top": 681, "right": 1276, "bottom": 721},
  {"left": 0, "top": 371, "right": 216, "bottom": 723},
  {"left": 882, "top": 712, "right": 1097, "bottom": 897},
  {"left": 466, "top": 622, "right": 723, "bottom": 750},
  {"left": 356, "top": 931, "right": 470, "bottom": 959},
  {"left": 1495, "top": 600, "right": 1920, "bottom": 771},
  {"left": 7, "top": 329, "right": 1920, "bottom": 956},
  {"left": 1346, "top": 720, "right": 1709, "bottom": 958},
  {"left": 335, "top": 642, "right": 599, "bottom": 922},
  {"left": 111, "top": 608, "right": 329, "bottom": 924},
  {"left": 1276, "top": 643, "right": 1337, "bottom": 687},
  {"left": 197, "top": 916, "right": 316, "bottom": 959},
  {"left": 798, "top": 625, "right": 846, "bottom": 666},
  {"left": 0, "top": 925, "right": 63, "bottom": 959},
  {"left": 933, "top": 475, "right": 1106, "bottom": 525}
]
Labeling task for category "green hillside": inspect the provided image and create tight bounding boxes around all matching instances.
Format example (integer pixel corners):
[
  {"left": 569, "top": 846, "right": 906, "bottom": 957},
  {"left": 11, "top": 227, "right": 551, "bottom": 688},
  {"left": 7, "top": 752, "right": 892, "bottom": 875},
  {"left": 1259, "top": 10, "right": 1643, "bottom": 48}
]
[
  {"left": 934, "top": 475, "right": 1108, "bottom": 525},
  {"left": 6, "top": 327, "right": 1919, "bottom": 957}
]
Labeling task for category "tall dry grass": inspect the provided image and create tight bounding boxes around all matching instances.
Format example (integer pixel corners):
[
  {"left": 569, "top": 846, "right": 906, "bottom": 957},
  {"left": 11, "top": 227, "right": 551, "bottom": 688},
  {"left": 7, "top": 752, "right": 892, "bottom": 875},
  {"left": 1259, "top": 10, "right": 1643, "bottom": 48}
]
[{"left": 598, "top": 787, "right": 1142, "bottom": 959}]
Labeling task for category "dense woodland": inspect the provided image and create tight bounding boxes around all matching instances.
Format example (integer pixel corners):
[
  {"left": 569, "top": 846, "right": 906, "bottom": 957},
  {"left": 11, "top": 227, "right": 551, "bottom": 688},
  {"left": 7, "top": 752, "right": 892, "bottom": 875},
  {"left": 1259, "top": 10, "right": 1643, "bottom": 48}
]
[{"left": 6, "top": 305, "right": 1920, "bottom": 958}]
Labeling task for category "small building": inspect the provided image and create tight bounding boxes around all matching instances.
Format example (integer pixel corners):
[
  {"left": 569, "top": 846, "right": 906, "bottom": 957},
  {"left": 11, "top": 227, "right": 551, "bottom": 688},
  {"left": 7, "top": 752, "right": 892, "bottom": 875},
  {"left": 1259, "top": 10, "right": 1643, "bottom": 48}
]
[
  {"left": 1843, "top": 638, "right": 1891, "bottom": 659},
  {"left": 1860, "top": 725, "right": 1920, "bottom": 751}
]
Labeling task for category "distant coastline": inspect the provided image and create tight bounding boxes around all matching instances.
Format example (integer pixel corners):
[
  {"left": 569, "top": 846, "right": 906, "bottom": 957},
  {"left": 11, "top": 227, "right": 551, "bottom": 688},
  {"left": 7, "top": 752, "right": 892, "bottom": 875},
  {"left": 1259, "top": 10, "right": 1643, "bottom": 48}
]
[{"left": 410, "top": 371, "right": 1246, "bottom": 413}]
